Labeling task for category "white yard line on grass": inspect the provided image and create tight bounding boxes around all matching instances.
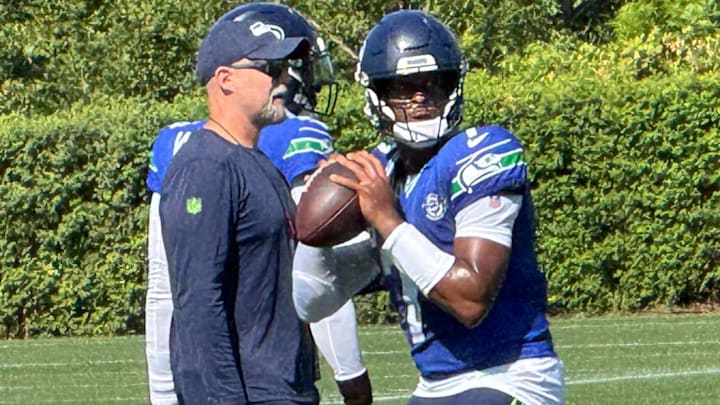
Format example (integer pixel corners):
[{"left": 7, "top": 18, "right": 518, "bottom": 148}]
[
  {"left": 0, "top": 382, "right": 146, "bottom": 392},
  {"left": 322, "top": 394, "right": 411, "bottom": 404},
  {"left": 0, "top": 337, "right": 137, "bottom": 349},
  {"left": 0, "top": 398, "right": 145, "bottom": 404},
  {"left": 0, "top": 359, "right": 141, "bottom": 369},
  {"left": 560, "top": 340, "right": 720, "bottom": 349},
  {"left": 552, "top": 318, "right": 720, "bottom": 330},
  {"left": 567, "top": 368, "right": 720, "bottom": 385}
]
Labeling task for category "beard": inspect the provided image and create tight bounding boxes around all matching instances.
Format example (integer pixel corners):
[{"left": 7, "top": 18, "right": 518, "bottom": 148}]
[
  {"left": 252, "top": 96, "right": 286, "bottom": 128},
  {"left": 251, "top": 83, "right": 288, "bottom": 128}
]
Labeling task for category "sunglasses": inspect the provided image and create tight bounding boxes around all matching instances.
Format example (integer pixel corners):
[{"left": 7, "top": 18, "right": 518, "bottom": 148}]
[{"left": 230, "top": 59, "right": 297, "bottom": 80}]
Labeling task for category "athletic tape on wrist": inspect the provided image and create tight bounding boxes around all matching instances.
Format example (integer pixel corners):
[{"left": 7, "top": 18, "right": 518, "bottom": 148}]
[{"left": 381, "top": 222, "right": 455, "bottom": 296}]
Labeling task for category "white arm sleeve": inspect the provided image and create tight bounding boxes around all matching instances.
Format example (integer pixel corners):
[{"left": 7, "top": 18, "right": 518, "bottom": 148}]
[
  {"left": 381, "top": 194, "right": 523, "bottom": 296},
  {"left": 145, "top": 192, "right": 178, "bottom": 404}
]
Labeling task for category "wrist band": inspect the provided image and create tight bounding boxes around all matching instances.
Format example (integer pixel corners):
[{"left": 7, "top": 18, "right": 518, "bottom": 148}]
[{"left": 382, "top": 222, "right": 455, "bottom": 295}]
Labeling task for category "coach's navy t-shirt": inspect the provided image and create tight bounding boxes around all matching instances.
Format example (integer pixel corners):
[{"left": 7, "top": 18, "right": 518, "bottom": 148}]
[{"left": 160, "top": 128, "right": 318, "bottom": 404}]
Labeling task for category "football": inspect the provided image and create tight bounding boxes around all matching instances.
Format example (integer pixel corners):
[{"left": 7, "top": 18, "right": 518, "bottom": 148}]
[{"left": 296, "top": 161, "right": 366, "bottom": 247}]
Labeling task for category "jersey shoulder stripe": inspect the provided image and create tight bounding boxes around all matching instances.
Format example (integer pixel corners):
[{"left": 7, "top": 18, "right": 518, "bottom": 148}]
[
  {"left": 258, "top": 117, "right": 334, "bottom": 185},
  {"left": 284, "top": 136, "right": 334, "bottom": 159},
  {"left": 293, "top": 114, "right": 329, "bottom": 130},
  {"left": 284, "top": 119, "right": 333, "bottom": 159}
]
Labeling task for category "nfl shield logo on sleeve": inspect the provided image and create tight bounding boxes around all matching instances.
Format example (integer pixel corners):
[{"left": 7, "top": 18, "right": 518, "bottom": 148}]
[{"left": 186, "top": 197, "right": 202, "bottom": 215}]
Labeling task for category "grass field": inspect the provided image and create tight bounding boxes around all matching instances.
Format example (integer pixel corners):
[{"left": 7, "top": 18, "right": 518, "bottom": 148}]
[{"left": 1, "top": 312, "right": 719, "bottom": 404}]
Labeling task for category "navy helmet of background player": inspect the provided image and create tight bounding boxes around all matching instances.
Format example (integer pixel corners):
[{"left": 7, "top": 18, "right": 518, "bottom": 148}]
[{"left": 321, "top": 9, "right": 565, "bottom": 405}]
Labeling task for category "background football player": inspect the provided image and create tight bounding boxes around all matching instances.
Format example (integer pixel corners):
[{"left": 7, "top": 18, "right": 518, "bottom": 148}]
[
  {"left": 297, "top": 9, "right": 565, "bottom": 405},
  {"left": 144, "top": 3, "right": 372, "bottom": 404}
]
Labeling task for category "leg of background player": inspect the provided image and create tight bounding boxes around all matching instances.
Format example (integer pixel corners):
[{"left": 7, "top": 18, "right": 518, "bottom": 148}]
[
  {"left": 310, "top": 300, "right": 372, "bottom": 405},
  {"left": 146, "top": 193, "right": 178, "bottom": 405}
]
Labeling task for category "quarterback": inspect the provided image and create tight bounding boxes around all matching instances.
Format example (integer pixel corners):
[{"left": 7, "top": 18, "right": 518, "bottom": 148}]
[{"left": 299, "top": 9, "right": 565, "bottom": 405}]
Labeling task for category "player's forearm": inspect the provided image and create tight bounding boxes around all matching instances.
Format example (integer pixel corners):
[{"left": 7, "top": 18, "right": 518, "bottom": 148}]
[
  {"left": 382, "top": 222, "right": 454, "bottom": 296},
  {"left": 427, "top": 269, "right": 498, "bottom": 328},
  {"left": 382, "top": 224, "right": 506, "bottom": 328},
  {"left": 431, "top": 237, "right": 509, "bottom": 327},
  {"left": 368, "top": 210, "right": 404, "bottom": 240}
]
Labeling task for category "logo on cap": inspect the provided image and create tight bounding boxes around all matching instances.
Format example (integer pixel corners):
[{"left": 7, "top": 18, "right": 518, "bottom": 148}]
[{"left": 244, "top": 20, "right": 285, "bottom": 39}]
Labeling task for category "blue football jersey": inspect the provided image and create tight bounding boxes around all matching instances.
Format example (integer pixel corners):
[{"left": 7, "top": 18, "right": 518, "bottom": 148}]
[
  {"left": 258, "top": 116, "right": 334, "bottom": 185},
  {"left": 373, "top": 125, "right": 556, "bottom": 378},
  {"left": 146, "top": 117, "right": 333, "bottom": 193},
  {"left": 146, "top": 121, "right": 204, "bottom": 194}
]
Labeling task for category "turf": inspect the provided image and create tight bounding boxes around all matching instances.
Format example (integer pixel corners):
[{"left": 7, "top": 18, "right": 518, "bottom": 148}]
[{"left": 1, "top": 312, "right": 719, "bottom": 404}]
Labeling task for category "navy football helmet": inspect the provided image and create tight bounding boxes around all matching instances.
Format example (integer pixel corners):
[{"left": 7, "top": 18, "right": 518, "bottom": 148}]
[
  {"left": 218, "top": 3, "right": 337, "bottom": 115},
  {"left": 355, "top": 10, "right": 467, "bottom": 149}
]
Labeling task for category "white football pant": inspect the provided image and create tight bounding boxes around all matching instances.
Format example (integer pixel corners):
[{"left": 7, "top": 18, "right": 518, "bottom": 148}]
[{"left": 309, "top": 299, "right": 367, "bottom": 381}]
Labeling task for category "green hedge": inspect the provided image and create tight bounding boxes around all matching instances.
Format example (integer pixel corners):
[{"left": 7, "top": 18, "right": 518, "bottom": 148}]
[
  {"left": 0, "top": 0, "right": 621, "bottom": 116},
  {"left": 2, "top": 68, "right": 718, "bottom": 336},
  {"left": 0, "top": 96, "right": 205, "bottom": 337},
  {"left": 466, "top": 27, "right": 720, "bottom": 313}
]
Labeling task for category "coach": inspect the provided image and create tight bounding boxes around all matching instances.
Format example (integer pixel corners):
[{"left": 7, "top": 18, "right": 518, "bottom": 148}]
[{"left": 159, "top": 4, "right": 319, "bottom": 404}]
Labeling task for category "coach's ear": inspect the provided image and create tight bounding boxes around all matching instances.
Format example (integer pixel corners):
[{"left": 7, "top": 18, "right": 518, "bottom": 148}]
[{"left": 213, "top": 66, "right": 235, "bottom": 95}]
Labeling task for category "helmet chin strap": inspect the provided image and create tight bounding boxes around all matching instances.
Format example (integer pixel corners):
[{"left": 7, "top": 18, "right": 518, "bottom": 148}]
[{"left": 392, "top": 116, "right": 448, "bottom": 144}]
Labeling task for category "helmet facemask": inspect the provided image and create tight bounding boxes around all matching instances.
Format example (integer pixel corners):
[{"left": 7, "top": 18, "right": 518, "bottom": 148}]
[
  {"left": 364, "top": 68, "right": 466, "bottom": 149},
  {"left": 216, "top": 4, "right": 337, "bottom": 117},
  {"left": 285, "top": 36, "right": 338, "bottom": 116}
]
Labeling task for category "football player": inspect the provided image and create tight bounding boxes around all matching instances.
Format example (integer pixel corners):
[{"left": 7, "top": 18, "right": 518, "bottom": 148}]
[
  {"left": 298, "top": 9, "right": 565, "bottom": 405},
  {"left": 144, "top": 4, "right": 372, "bottom": 404}
]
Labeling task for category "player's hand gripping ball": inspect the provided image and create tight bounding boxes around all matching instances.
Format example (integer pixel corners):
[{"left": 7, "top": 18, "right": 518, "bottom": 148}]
[{"left": 296, "top": 161, "right": 367, "bottom": 247}]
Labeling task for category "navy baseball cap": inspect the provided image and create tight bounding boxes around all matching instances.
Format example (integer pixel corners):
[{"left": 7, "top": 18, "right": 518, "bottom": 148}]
[{"left": 196, "top": 10, "right": 310, "bottom": 85}]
